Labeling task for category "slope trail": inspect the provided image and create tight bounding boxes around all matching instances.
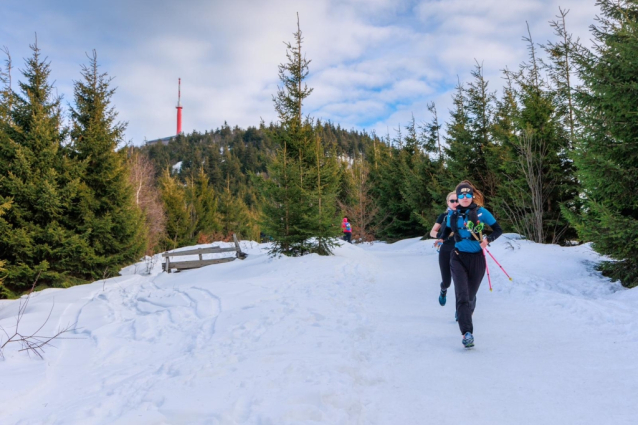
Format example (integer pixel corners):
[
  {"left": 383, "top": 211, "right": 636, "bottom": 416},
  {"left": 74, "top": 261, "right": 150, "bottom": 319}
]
[{"left": 0, "top": 238, "right": 636, "bottom": 424}]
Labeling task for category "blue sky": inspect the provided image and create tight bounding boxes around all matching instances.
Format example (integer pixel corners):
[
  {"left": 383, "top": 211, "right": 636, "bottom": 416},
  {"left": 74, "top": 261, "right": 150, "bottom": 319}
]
[{"left": 1, "top": 0, "right": 599, "bottom": 145}]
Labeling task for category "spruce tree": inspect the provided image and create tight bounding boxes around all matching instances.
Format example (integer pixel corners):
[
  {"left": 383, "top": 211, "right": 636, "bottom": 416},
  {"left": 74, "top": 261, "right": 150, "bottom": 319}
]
[
  {"left": 159, "top": 169, "right": 191, "bottom": 249},
  {"left": 0, "top": 49, "right": 12, "bottom": 296},
  {"left": 0, "top": 199, "right": 11, "bottom": 294},
  {"left": 368, "top": 134, "right": 417, "bottom": 239},
  {"left": 305, "top": 133, "right": 340, "bottom": 254},
  {"left": 492, "top": 28, "right": 577, "bottom": 244},
  {"left": 260, "top": 139, "right": 308, "bottom": 254},
  {"left": 218, "top": 186, "right": 251, "bottom": 239},
  {"left": 445, "top": 64, "right": 499, "bottom": 203},
  {"left": 543, "top": 8, "right": 578, "bottom": 149},
  {"left": 399, "top": 116, "right": 440, "bottom": 232},
  {"left": 489, "top": 77, "right": 520, "bottom": 233},
  {"left": 567, "top": 0, "right": 638, "bottom": 287},
  {"left": 69, "top": 51, "right": 145, "bottom": 277},
  {"left": 261, "top": 15, "right": 340, "bottom": 255},
  {"left": 444, "top": 81, "right": 475, "bottom": 187},
  {"left": 0, "top": 41, "right": 89, "bottom": 295},
  {"left": 422, "top": 102, "right": 452, "bottom": 210},
  {"left": 424, "top": 102, "right": 442, "bottom": 156},
  {"left": 465, "top": 62, "right": 499, "bottom": 199},
  {"left": 185, "top": 168, "right": 220, "bottom": 243},
  {"left": 0, "top": 47, "right": 12, "bottom": 124}
]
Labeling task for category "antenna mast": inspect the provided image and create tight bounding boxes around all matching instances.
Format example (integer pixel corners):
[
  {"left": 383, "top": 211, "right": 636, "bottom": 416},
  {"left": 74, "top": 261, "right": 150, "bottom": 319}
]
[{"left": 176, "top": 78, "right": 183, "bottom": 135}]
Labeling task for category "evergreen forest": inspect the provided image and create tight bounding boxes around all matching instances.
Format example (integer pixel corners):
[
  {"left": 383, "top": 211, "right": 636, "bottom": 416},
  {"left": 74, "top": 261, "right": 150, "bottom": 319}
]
[{"left": 1, "top": 0, "right": 637, "bottom": 297}]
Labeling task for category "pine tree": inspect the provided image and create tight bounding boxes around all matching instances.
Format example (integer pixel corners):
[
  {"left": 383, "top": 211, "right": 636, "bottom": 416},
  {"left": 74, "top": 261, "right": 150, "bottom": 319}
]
[
  {"left": 399, "top": 116, "right": 440, "bottom": 232},
  {"left": 306, "top": 133, "right": 340, "bottom": 254},
  {"left": 489, "top": 76, "right": 520, "bottom": 232},
  {"left": 421, "top": 102, "right": 452, "bottom": 213},
  {"left": 218, "top": 186, "right": 251, "bottom": 240},
  {"left": 445, "top": 63, "right": 499, "bottom": 202},
  {"left": 0, "top": 47, "right": 13, "bottom": 206},
  {"left": 0, "top": 199, "right": 11, "bottom": 294},
  {"left": 492, "top": 26, "right": 577, "bottom": 244},
  {"left": 543, "top": 8, "right": 578, "bottom": 149},
  {"left": 0, "top": 41, "right": 89, "bottom": 295},
  {"left": 466, "top": 62, "right": 499, "bottom": 199},
  {"left": 185, "top": 168, "right": 220, "bottom": 243},
  {"left": 0, "top": 49, "right": 13, "bottom": 296},
  {"left": 424, "top": 102, "right": 442, "bottom": 156},
  {"left": 567, "top": 0, "right": 638, "bottom": 287},
  {"left": 368, "top": 134, "right": 417, "bottom": 239},
  {"left": 259, "top": 127, "right": 308, "bottom": 254},
  {"left": 159, "top": 169, "right": 191, "bottom": 249},
  {"left": 69, "top": 51, "right": 145, "bottom": 277},
  {"left": 261, "top": 15, "right": 340, "bottom": 255},
  {"left": 0, "top": 47, "right": 13, "bottom": 125},
  {"left": 444, "top": 81, "right": 475, "bottom": 186}
]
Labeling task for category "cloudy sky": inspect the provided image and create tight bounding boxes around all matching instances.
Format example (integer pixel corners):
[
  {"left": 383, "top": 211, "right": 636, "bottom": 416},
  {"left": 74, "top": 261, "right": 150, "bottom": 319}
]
[{"left": 1, "top": 0, "right": 599, "bottom": 145}]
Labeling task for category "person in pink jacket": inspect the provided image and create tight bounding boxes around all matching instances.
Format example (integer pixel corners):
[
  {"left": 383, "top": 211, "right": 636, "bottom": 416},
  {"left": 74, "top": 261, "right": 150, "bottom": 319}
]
[{"left": 341, "top": 217, "right": 352, "bottom": 243}]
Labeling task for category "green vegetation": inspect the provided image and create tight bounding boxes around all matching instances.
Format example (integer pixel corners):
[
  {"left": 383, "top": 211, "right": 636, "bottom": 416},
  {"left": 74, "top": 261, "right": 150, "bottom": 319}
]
[{"left": 2, "top": 3, "right": 638, "bottom": 292}]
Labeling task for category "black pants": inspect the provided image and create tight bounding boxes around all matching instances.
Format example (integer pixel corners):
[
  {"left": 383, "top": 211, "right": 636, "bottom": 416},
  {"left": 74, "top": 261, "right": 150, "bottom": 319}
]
[
  {"left": 343, "top": 232, "right": 352, "bottom": 243},
  {"left": 438, "top": 245, "right": 454, "bottom": 290},
  {"left": 450, "top": 250, "right": 486, "bottom": 335}
]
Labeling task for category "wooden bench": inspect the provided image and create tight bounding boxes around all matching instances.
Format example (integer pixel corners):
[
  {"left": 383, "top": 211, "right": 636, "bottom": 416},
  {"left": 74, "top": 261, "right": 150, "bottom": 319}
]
[{"left": 162, "top": 234, "right": 247, "bottom": 273}]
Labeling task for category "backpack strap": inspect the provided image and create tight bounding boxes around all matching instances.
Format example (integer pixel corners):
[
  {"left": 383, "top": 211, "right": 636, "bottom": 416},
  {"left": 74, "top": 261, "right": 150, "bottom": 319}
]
[{"left": 451, "top": 204, "right": 479, "bottom": 242}]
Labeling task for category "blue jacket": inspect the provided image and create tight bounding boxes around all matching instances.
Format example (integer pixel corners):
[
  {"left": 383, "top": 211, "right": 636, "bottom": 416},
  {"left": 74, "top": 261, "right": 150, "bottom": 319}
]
[{"left": 446, "top": 206, "right": 498, "bottom": 253}]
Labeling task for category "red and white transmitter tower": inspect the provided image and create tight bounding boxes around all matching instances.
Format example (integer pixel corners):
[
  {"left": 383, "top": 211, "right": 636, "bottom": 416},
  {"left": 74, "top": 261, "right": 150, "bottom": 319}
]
[{"left": 176, "top": 78, "right": 183, "bottom": 135}]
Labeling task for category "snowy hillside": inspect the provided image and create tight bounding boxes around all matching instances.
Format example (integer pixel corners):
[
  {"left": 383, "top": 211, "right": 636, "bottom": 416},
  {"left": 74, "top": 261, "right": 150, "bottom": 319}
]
[{"left": 1, "top": 236, "right": 636, "bottom": 425}]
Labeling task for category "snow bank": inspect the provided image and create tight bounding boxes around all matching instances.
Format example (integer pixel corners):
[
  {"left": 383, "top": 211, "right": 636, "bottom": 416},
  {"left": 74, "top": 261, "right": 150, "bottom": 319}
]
[{"left": 0, "top": 236, "right": 636, "bottom": 424}]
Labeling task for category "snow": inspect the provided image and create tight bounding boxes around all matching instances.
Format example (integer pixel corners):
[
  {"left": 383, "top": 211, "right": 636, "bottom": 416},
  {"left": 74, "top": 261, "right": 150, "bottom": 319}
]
[
  {"left": 338, "top": 154, "right": 354, "bottom": 167},
  {"left": 171, "top": 161, "right": 183, "bottom": 173},
  {"left": 1, "top": 235, "right": 637, "bottom": 424}
]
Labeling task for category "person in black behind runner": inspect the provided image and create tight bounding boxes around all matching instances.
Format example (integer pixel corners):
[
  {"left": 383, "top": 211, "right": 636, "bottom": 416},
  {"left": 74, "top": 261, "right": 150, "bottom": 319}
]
[
  {"left": 438, "top": 181, "right": 502, "bottom": 348},
  {"left": 429, "top": 191, "right": 458, "bottom": 307}
]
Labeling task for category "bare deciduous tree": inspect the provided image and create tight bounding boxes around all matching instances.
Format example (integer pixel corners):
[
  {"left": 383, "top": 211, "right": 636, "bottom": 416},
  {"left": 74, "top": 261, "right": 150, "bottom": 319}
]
[
  {"left": 127, "top": 148, "right": 166, "bottom": 256},
  {"left": 339, "top": 159, "right": 379, "bottom": 243},
  {"left": 498, "top": 129, "right": 562, "bottom": 244},
  {"left": 0, "top": 276, "right": 76, "bottom": 360}
]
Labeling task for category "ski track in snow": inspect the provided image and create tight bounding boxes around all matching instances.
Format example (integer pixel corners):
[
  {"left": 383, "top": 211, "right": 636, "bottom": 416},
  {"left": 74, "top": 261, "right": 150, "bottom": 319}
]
[{"left": 0, "top": 236, "right": 637, "bottom": 424}]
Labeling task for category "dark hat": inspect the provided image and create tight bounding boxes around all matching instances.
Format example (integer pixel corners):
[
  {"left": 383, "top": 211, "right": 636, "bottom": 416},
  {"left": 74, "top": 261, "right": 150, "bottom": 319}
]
[{"left": 456, "top": 183, "right": 474, "bottom": 196}]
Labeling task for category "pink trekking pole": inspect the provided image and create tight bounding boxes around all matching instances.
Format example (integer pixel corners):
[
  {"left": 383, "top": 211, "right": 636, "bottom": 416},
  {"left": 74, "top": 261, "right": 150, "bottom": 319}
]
[
  {"left": 485, "top": 249, "right": 513, "bottom": 281},
  {"left": 483, "top": 249, "right": 493, "bottom": 292}
]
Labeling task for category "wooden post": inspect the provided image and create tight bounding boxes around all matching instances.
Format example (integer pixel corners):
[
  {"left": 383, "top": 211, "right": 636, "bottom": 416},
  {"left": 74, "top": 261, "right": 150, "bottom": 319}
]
[
  {"left": 233, "top": 234, "right": 247, "bottom": 260},
  {"left": 233, "top": 233, "right": 241, "bottom": 253},
  {"left": 166, "top": 253, "right": 171, "bottom": 273}
]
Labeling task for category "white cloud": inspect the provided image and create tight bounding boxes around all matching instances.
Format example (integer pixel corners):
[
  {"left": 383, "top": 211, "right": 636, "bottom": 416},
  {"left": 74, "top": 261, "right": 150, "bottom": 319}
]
[{"left": 0, "top": 0, "right": 600, "bottom": 144}]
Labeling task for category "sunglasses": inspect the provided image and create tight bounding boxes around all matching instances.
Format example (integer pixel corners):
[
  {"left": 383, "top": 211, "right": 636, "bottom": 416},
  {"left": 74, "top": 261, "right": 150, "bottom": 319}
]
[
  {"left": 458, "top": 193, "right": 473, "bottom": 199},
  {"left": 448, "top": 199, "right": 458, "bottom": 203}
]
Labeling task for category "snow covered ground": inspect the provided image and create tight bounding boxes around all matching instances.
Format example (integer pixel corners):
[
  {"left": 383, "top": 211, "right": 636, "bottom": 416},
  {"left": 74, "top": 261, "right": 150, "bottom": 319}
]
[{"left": 1, "top": 235, "right": 636, "bottom": 425}]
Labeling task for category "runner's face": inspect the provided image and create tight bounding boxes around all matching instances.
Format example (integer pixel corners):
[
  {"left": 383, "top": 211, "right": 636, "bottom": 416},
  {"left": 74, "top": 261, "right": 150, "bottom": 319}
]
[
  {"left": 447, "top": 198, "right": 458, "bottom": 210},
  {"left": 458, "top": 194, "right": 473, "bottom": 207}
]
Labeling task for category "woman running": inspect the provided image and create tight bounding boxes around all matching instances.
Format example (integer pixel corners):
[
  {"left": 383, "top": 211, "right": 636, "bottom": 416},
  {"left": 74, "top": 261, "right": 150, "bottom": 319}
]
[
  {"left": 429, "top": 192, "right": 458, "bottom": 307},
  {"left": 438, "top": 181, "right": 502, "bottom": 348}
]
